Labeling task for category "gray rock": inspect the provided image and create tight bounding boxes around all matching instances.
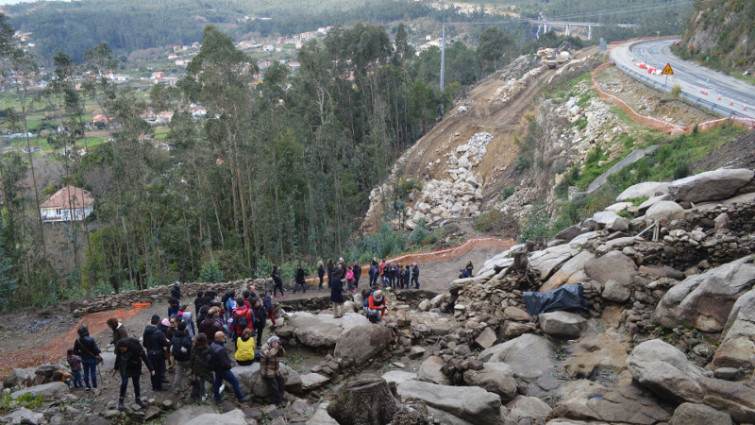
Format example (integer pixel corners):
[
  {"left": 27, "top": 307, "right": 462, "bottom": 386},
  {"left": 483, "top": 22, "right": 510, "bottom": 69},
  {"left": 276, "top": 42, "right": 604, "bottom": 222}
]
[
  {"left": 626, "top": 339, "right": 704, "bottom": 404},
  {"left": 645, "top": 200, "right": 685, "bottom": 221},
  {"left": 541, "top": 251, "right": 594, "bottom": 292},
  {"left": 637, "top": 194, "right": 672, "bottom": 212},
  {"left": 712, "top": 337, "right": 755, "bottom": 371},
  {"left": 592, "top": 211, "right": 629, "bottom": 231},
  {"left": 713, "top": 288, "right": 755, "bottom": 371},
  {"left": 474, "top": 327, "right": 497, "bottom": 349},
  {"left": 417, "top": 356, "right": 450, "bottom": 385},
  {"left": 602, "top": 279, "right": 631, "bottom": 302},
  {"left": 333, "top": 324, "right": 392, "bottom": 363},
  {"left": 699, "top": 376, "right": 755, "bottom": 423},
  {"left": 551, "top": 382, "right": 670, "bottom": 425},
  {"left": 418, "top": 299, "right": 432, "bottom": 311},
  {"left": 3, "top": 368, "right": 35, "bottom": 389},
  {"left": 505, "top": 396, "right": 553, "bottom": 424},
  {"left": 184, "top": 409, "right": 248, "bottom": 425},
  {"left": 539, "top": 311, "right": 587, "bottom": 339},
  {"left": 584, "top": 250, "right": 637, "bottom": 290},
  {"left": 11, "top": 381, "right": 68, "bottom": 400},
  {"left": 381, "top": 370, "right": 417, "bottom": 386},
  {"left": 554, "top": 225, "right": 585, "bottom": 243},
  {"left": 233, "top": 363, "right": 301, "bottom": 398},
  {"left": 654, "top": 255, "right": 755, "bottom": 332},
  {"left": 479, "top": 334, "right": 555, "bottom": 383},
  {"left": 529, "top": 244, "right": 578, "bottom": 281},
  {"left": 670, "top": 403, "right": 732, "bottom": 425},
  {"left": 301, "top": 373, "right": 330, "bottom": 391},
  {"left": 306, "top": 402, "right": 339, "bottom": 425},
  {"left": 668, "top": 168, "right": 754, "bottom": 203},
  {"left": 287, "top": 312, "right": 369, "bottom": 348},
  {"left": 503, "top": 307, "right": 532, "bottom": 322},
  {"left": 394, "top": 379, "right": 502, "bottom": 424},
  {"left": 720, "top": 287, "right": 755, "bottom": 342},
  {"left": 616, "top": 182, "right": 670, "bottom": 202},
  {"left": 2, "top": 407, "right": 45, "bottom": 425},
  {"left": 463, "top": 362, "right": 517, "bottom": 402}
]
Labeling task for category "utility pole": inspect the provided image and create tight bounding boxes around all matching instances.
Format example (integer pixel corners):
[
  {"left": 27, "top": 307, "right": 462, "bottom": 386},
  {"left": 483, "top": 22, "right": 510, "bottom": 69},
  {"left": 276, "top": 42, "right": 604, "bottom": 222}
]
[{"left": 440, "top": 22, "right": 446, "bottom": 115}]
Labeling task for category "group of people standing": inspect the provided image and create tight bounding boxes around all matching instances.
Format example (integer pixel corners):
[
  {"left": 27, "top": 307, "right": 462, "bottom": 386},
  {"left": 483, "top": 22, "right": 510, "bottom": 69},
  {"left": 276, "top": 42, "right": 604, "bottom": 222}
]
[{"left": 369, "top": 259, "right": 420, "bottom": 290}]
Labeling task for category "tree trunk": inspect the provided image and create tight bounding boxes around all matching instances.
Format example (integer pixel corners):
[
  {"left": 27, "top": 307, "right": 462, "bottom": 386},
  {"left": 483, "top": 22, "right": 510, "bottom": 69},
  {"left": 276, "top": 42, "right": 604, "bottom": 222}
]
[{"left": 327, "top": 374, "right": 401, "bottom": 425}]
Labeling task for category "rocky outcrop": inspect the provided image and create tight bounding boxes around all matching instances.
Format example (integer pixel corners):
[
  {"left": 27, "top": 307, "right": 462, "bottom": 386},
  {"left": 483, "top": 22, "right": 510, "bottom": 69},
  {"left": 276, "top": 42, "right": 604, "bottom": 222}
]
[
  {"left": 616, "top": 181, "right": 670, "bottom": 201},
  {"left": 392, "top": 378, "right": 503, "bottom": 424},
  {"left": 333, "top": 324, "right": 392, "bottom": 364},
  {"left": 626, "top": 339, "right": 705, "bottom": 403},
  {"left": 539, "top": 311, "right": 587, "bottom": 339},
  {"left": 479, "top": 334, "right": 556, "bottom": 384},
  {"left": 670, "top": 402, "right": 733, "bottom": 425},
  {"left": 668, "top": 168, "right": 754, "bottom": 203}
]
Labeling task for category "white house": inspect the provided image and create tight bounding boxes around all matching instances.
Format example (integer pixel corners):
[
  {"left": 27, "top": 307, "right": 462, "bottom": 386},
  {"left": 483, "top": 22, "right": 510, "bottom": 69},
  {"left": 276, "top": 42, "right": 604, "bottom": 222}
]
[{"left": 40, "top": 185, "right": 94, "bottom": 223}]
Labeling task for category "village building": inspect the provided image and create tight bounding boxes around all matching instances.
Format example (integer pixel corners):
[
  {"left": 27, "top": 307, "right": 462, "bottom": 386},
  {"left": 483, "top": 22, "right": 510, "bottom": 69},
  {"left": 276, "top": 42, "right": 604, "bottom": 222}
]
[{"left": 39, "top": 185, "right": 94, "bottom": 223}]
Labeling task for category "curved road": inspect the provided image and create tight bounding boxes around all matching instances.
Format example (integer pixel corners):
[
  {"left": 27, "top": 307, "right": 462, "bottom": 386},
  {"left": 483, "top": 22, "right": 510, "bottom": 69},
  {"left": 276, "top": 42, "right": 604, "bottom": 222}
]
[{"left": 611, "top": 39, "right": 755, "bottom": 119}]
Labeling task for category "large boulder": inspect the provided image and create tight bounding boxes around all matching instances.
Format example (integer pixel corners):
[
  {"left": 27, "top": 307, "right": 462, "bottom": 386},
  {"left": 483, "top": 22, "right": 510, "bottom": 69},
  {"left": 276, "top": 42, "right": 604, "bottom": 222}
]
[
  {"left": 504, "top": 396, "right": 552, "bottom": 425},
  {"left": 584, "top": 251, "right": 637, "bottom": 287},
  {"left": 551, "top": 382, "right": 671, "bottom": 425},
  {"left": 645, "top": 200, "right": 685, "bottom": 221},
  {"left": 301, "top": 373, "right": 330, "bottom": 391},
  {"left": 626, "top": 339, "right": 705, "bottom": 404},
  {"left": 713, "top": 288, "right": 755, "bottom": 371},
  {"left": 463, "top": 362, "right": 518, "bottom": 402},
  {"left": 668, "top": 168, "right": 754, "bottom": 203},
  {"left": 478, "top": 334, "right": 555, "bottom": 383},
  {"left": 11, "top": 381, "right": 69, "bottom": 401},
  {"left": 394, "top": 379, "right": 502, "bottom": 424},
  {"left": 698, "top": 377, "right": 755, "bottom": 423},
  {"left": 307, "top": 402, "right": 339, "bottom": 425},
  {"left": 529, "top": 244, "right": 578, "bottom": 281},
  {"left": 654, "top": 255, "right": 755, "bottom": 332},
  {"left": 232, "top": 362, "right": 301, "bottom": 398},
  {"left": 669, "top": 403, "right": 732, "bottom": 425},
  {"left": 327, "top": 375, "right": 401, "bottom": 425},
  {"left": 539, "top": 311, "right": 587, "bottom": 339},
  {"left": 1, "top": 407, "right": 45, "bottom": 425},
  {"left": 287, "top": 312, "right": 369, "bottom": 348},
  {"left": 541, "top": 251, "right": 594, "bottom": 293},
  {"left": 3, "top": 368, "right": 35, "bottom": 389},
  {"left": 417, "top": 356, "right": 450, "bottom": 385},
  {"left": 616, "top": 182, "right": 669, "bottom": 201},
  {"left": 333, "top": 324, "right": 392, "bottom": 363}
]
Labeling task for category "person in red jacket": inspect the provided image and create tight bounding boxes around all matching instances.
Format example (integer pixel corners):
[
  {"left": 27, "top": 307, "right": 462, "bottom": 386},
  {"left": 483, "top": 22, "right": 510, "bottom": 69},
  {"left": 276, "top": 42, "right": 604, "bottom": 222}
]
[
  {"left": 365, "top": 290, "right": 387, "bottom": 323},
  {"left": 231, "top": 303, "right": 254, "bottom": 346}
]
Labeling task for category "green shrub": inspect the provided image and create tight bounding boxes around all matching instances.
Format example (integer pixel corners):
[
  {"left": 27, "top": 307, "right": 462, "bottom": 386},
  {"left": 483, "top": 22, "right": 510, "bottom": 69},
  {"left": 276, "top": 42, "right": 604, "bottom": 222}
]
[
  {"left": 670, "top": 85, "right": 682, "bottom": 98},
  {"left": 473, "top": 209, "right": 519, "bottom": 235},
  {"left": 409, "top": 219, "right": 429, "bottom": 246},
  {"left": 199, "top": 260, "right": 224, "bottom": 283},
  {"left": 501, "top": 186, "right": 515, "bottom": 201},
  {"left": 518, "top": 205, "right": 550, "bottom": 242}
]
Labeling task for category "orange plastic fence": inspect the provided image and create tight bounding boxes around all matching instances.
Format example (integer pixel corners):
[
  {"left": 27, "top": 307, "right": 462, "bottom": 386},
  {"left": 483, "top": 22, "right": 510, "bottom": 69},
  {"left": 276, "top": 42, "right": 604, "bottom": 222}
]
[
  {"left": 592, "top": 62, "right": 755, "bottom": 134},
  {"left": 0, "top": 303, "right": 149, "bottom": 378},
  {"left": 305, "top": 237, "right": 516, "bottom": 283}
]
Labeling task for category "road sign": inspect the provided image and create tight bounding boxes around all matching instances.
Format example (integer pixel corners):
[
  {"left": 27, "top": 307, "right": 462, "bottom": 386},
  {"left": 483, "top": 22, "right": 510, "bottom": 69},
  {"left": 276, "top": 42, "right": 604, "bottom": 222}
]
[{"left": 661, "top": 63, "right": 674, "bottom": 75}]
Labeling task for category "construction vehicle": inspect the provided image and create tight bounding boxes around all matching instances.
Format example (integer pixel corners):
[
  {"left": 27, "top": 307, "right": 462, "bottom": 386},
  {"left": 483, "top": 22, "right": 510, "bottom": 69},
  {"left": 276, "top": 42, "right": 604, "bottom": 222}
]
[{"left": 537, "top": 46, "right": 570, "bottom": 69}]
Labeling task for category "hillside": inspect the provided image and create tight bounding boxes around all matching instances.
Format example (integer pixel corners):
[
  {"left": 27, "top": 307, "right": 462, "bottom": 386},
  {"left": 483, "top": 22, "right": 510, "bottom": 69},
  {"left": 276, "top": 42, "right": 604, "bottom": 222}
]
[{"left": 676, "top": 0, "right": 755, "bottom": 76}]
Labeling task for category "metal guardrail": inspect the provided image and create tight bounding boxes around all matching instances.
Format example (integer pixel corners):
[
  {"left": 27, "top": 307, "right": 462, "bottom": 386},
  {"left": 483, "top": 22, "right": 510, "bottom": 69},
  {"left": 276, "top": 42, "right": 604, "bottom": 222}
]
[{"left": 613, "top": 61, "right": 746, "bottom": 118}]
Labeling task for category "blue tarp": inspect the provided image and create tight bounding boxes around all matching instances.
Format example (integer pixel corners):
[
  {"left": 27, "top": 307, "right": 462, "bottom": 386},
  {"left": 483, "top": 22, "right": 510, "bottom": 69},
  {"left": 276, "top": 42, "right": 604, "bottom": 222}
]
[{"left": 524, "top": 284, "right": 589, "bottom": 318}]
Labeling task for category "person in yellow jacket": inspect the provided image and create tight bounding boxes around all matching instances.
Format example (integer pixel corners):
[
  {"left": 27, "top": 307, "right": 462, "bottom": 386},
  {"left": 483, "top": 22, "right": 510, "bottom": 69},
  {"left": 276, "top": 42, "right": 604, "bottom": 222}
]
[{"left": 234, "top": 328, "right": 256, "bottom": 366}]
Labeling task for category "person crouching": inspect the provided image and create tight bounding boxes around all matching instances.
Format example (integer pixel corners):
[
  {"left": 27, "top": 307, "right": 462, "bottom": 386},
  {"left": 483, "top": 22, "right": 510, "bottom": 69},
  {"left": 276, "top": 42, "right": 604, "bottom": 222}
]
[{"left": 364, "top": 290, "right": 387, "bottom": 323}]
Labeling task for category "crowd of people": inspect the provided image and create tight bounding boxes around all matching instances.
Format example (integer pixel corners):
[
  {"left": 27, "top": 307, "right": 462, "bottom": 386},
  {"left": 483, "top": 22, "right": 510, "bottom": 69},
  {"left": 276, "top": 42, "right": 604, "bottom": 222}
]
[{"left": 60, "top": 258, "right": 430, "bottom": 410}]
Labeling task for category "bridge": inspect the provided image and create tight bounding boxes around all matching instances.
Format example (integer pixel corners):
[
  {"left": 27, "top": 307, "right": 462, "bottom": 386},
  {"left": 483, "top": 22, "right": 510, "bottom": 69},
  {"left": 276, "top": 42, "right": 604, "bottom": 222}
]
[{"left": 530, "top": 19, "right": 638, "bottom": 40}]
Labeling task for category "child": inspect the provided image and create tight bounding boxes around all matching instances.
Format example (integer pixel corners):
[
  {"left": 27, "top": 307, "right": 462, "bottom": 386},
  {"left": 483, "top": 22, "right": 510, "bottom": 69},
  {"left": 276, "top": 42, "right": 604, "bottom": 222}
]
[
  {"left": 51, "top": 370, "right": 74, "bottom": 389},
  {"left": 346, "top": 267, "right": 355, "bottom": 293},
  {"left": 67, "top": 349, "right": 83, "bottom": 389},
  {"left": 263, "top": 291, "right": 277, "bottom": 326}
]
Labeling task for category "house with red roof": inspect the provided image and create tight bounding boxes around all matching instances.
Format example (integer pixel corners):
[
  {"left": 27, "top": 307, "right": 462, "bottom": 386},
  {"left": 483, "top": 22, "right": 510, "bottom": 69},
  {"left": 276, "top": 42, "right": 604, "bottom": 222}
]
[{"left": 39, "top": 185, "right": 94, "bottom": 223}]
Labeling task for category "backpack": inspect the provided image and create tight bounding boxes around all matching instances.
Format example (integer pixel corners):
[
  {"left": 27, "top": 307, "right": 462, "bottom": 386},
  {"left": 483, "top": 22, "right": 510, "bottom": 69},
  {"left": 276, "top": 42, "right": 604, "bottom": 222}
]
[
  {"left": 233, "top": 309, "right": 251, "bottom": 334},
  {"left": 221, "top": 291, "right": 232, "bottom": 304},
  {"left": 172, "top": 336, "right": 191, "bottom": 360}
]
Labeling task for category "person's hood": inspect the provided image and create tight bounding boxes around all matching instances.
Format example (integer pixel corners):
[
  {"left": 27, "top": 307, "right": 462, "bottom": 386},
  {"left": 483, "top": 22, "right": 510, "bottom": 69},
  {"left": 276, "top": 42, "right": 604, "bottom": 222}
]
[{"left": 182, "top": 311, "right": 192, "bottom": 320}]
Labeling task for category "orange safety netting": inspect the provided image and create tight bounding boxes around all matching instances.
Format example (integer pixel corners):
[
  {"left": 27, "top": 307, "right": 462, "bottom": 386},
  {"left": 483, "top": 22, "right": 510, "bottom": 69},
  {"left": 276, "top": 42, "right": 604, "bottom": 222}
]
[
  {"left": 305, "top": 237, "right": 516, "bottom": 283},
  {"left": 0, "top": 303, "right": 150, "bottom": 378}
]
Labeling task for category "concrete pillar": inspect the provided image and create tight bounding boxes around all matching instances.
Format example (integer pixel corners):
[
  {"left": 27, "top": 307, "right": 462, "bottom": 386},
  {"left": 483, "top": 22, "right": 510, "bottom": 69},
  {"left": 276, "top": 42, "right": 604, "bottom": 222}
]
[
  {"left": 566, "top": 24, "right": 571, "bottom": 36},
  {"left": 588, "top": 25, "right": 592, "bottom": 40}
]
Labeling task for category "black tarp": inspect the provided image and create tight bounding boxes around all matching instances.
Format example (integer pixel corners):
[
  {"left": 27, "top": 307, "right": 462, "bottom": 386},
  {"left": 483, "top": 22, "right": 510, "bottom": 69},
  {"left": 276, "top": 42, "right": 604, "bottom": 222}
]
[{"left": 524, "top": 284, "right": 589, "bottom": 318}]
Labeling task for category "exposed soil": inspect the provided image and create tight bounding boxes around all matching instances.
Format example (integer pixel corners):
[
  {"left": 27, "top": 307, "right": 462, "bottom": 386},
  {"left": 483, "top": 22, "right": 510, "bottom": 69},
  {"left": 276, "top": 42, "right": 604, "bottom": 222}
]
[{"left": 692, "top": 129, "right": 755, "bottom": 171}]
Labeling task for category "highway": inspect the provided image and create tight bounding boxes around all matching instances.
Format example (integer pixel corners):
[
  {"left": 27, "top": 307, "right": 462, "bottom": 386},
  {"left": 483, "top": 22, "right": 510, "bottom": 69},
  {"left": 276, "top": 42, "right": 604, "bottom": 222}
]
[{"left": 610, "top": 39, "right": 755, "bottom": 119}]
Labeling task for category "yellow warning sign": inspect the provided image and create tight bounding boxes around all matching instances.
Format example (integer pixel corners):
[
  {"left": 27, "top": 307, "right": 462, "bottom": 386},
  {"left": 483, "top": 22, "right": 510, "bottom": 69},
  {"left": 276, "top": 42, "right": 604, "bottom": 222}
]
[{"left": 661, "top": 63, "right": 674, "bottom": 75}]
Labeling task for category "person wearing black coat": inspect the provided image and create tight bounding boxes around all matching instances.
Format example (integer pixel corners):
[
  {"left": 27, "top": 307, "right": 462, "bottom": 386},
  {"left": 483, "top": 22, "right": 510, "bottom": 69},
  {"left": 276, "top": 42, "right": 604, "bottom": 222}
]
[
  {"left": 317, "top": 261, "right": 325, "bottom": 290},
  {"left": 113, "top": 338, "right": 154, "bottom": 410},
  {"left": 73, "top": 324, "right": 101, "bottom": 391},
  {"left": 194, "top": 291, "right": 205, "bottom": 312},
  {"left": 352, "top": 262, "right": 362, "bottom": 288},
  {"left": 411, "top": 263, "right": 420, "bottom": 289},
  {"left": 293, "top": 264, "right": 306, "bottom": 294},
  {"left": 170, "top": 322, "right": 193, "bottom": 392},
  {"left": 402, "top": 265, "right": 410, "bottom": 289},
  {"left": 142, "top": 314, "right": 169, "bottom": 391},
  {"left": 209, "top": 332, "right": 250, "bottom": 404},
  {"left": 170, "top": 282, "right": 182, "bottom": 300},
  {"left": 330, "top": 269, "right": 345, "bottom": 318},
  {"left": 251, "top": 298, "right": 268, "bottom": 348}
]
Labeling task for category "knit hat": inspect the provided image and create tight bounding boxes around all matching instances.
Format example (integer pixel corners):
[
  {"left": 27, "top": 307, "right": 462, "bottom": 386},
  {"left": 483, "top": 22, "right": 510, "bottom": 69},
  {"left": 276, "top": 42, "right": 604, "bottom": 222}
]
[
  {"left": 373, "top": 290, "right": 384, "bottom": 302},
  {"left": 267, "top": 335, "right": 280, "bottom": 345},
  {"left": 151, "top": 314, "right": 160, "bottom": 325}
]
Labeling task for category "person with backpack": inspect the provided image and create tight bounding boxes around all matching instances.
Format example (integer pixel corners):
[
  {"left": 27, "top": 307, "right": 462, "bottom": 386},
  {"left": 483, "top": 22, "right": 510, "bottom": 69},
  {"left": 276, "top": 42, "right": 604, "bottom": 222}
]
[
  {"left": 234, "top": 328, "right": 256, "bottom": 366},
  {"left": 73, "top": 324, "right": 101, "bottom": 391},
  {"left": 194, "top": 291, "right": 205, "bottom": 313},
  {"left": 365, "top": 290, "right": 388, "bottom": 323},
  {"left": 199, "top": 308, "right": 223, "bottom": 341},
  {"left": 142, "top": 314, "right": 168, "bottom": 391},
  {"left": 170, "top": 321, "right": 193, "bottom": 393},
  {"left": 231, "top": 302, "right": 254, "bottom": 346},
  {"left": 368, "top": 264, "right": 377, "bottom": 288},
  {"left": 317, "top": 261, "right": 325, "bottom": 290},
  {"left": 411, "top": 263, "right": 420, "bottom": 289},
  {"left": 113, "top": 337, "right": 154, "bottom": 411},
  {"left": 189, "top": 334, "right": 212, "bottom": 402},
  {"left": 171, "top": 282, "right": 182, "bottom": 300},
  {"left": 180, "top": 305, "right": 196, "bottom": 340},
  {"left": 251, "top": 298, "right": 267, "bottom": 348},
  {"left": 293, "top": 263, "right": 306, "bottom": 294},
  {"left": 402, "top": 265, "right": 411, "bottom": 289},
  {"left": 263, "top": 292, "right": 277, "bottom": 326},
  {"left": 271, "top": 265, "right": 285, "bottom": 299},
  {"left": 209, "top": 331, "right": 251, "bottom": 404},
  {"left": 222, "top": 291, "right": 236, "bottom": 320},
  {"left": 168, "top": 297, "right": 180, "bottom": 317}
]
